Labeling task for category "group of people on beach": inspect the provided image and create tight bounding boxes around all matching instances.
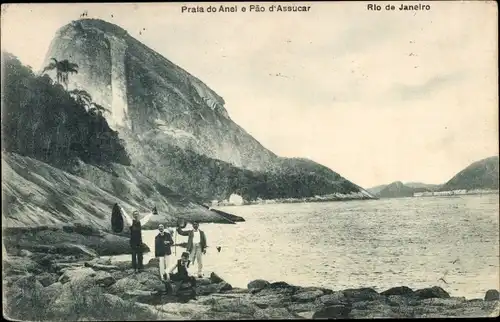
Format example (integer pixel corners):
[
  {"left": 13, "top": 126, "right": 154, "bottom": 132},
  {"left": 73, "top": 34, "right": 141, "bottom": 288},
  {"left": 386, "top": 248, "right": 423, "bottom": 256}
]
[{"left": 118, "top": 205, "right": 208, "bottom": 293}]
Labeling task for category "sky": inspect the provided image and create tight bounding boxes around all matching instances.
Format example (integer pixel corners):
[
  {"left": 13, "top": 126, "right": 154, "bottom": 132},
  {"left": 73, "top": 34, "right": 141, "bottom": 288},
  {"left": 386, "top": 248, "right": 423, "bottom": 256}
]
[{"left": 1, "top": 2, "right": 498, "bottom": 188}]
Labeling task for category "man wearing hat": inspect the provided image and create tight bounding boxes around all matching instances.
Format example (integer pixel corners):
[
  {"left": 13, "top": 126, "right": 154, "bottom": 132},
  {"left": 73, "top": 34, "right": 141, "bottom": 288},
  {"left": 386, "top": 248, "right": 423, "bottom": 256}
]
[{"left": 177, "top": 221, "right": 207, "bottom": 278}]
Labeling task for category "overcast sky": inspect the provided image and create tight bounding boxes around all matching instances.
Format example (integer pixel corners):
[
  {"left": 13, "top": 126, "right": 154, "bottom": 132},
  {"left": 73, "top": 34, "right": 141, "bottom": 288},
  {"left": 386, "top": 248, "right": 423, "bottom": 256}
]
[{"left": 2, "top": 2, "right": 498, "bottom": 188}]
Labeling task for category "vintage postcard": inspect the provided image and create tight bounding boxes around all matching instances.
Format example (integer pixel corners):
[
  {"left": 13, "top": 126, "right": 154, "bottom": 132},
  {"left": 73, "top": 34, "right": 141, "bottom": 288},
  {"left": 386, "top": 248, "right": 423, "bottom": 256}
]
[{"left": 1, "top": 1, "right": 499, "bottom": 320}]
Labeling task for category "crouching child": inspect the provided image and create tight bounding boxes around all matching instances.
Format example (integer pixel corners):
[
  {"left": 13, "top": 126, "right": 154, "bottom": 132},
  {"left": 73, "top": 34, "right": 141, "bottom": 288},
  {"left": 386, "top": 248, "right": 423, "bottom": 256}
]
[{"left": 167, "top": 252, "right": 196, "bottom": 295}]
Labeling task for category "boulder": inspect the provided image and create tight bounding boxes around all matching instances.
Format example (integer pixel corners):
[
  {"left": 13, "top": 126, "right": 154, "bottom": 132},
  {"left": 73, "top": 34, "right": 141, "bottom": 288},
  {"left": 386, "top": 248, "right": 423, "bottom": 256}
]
[
  {"left": 19, "top": 249, "right": 33, "bottom": 257},
  {"left": 313, "top": 304, "right": 351, "bottom": 319},
  {"left": 4, "top": 275, "right": 51, "bottom": 320},
  {"left": 254, "top": 307, "right": 299, "bottom": 319},
  {"left": 3, "top": 256, "right": 43, "bottom": 275},
  {"left": 420, "top": 297, "right": 467, "bottom": 308},
  {"left": 343, "top": 287, "right": 381, "bottom": 302},
  {"left": 414, "top": 286, "right": 450, "bottom": 299},
  {"left": 292, "top": 289, "right": 324, "bottom": 302},
  {"left": 314, "top": 292, "right": 348, "bottom": 306},
  {"left": 84, "top": 261, "right": 119, "bottom": 271},
  {"left": 211, "top": 297, "right": 260, "bottom": 315},
  {"left": 287, "top": 302, "right": 323, "bottom": 313},
  {"left": 31, "top": 254, "right": 60, "bottom": 272},
  {"left": 87, "top": 257, "right": 113, "bottom": 265},
  {"left": 44, "top": 282, "right": 64, "bottom": 302},
  {"left": 231, "top": 287, "right": 250, "bottom": 294},
  {"left": 53, "top": 262, "right": 85, "bottom": 273},
  {"left": 250, "top": 292, "right": 293, "bottom": 308},
  {"left": 210, "top": 272, "right": 225, "bottom": 284},
  {"left": 196, "top": 281, "right": 233, "bottom": 295},
  {"left": 484, "top": 289, "right": 500, "bottom": 301},
  {"left": 269, "top": 281, "right": 298, "bottom": 290},
  {"left": 93, "top": 271, "right": 116, "bottom": 287},
  {"left": 197, "top": 278, "right": 213, "bottom": 286},
  {"left": 348, "top": 302, "right": 397, "bottom": 319},
  {"left": 58, "top": 267, "right": 96, "bottom": 284},
  {"left": 381, "top": 286, "right": 415, "bottom": 297},
  {"left": 134, "top": 270, "right": 163, "bottom": 289},
  {"left": 248, "top": 279, "right": 270, "bottom": 291},
  {"left": 11, "top": 275, "right": 44, "bottom": 295},
  {"left": 386, "top": 295, "right": 419, "bottom": 307},
  {"left": 157, "top": 302, "right": 211, "bottom": 316},
  {"left": 257, "top": 282, "right": 298, "bottom": 297},
  {"left": 298, "top": 311, "right": 316, "bottom": 319},
  {"left": 108, "top": 277, "right": 150, "bottom": 295},
  {"left": 36, "top": 272, "right": 59, "bottom": 287}
]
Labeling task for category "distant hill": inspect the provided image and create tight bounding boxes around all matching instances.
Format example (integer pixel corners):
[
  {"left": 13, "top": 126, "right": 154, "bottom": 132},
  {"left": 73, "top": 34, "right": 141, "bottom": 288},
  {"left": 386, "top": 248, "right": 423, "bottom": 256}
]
[
  {"left": 367, "top": 184, "right": 388, "bottom": 195},
  {"left": 377, "top": 181, "right": 416, "bottom": 198},
  {"left": 440, "top": 156, "right": 499, "bottom": 191},
  {"left": 367, "top": 181, "right": 439, "bottom": 197},
  {"left": 404, "top": 182, "right": 442, "bottom": 191}
]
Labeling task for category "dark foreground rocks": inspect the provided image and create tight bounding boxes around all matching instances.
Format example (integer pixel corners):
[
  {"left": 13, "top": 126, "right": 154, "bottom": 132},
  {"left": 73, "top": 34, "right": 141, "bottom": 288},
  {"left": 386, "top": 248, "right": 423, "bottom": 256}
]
[
  {"left": 3, "top": 224, "right": 150, "bottom": 257},
  {"left": 3, "top": 248, "right": 499, "bottom": 320}
]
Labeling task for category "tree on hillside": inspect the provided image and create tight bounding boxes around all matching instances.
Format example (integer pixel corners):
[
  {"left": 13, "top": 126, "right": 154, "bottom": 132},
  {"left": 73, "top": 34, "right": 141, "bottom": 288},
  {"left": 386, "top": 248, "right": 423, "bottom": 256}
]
[
  {"left": 88, "top": 102, "right": 110, "bottom": 117},
  {"left": 69, "top": 89, "right": 93, "bottom": 110},
  {"left": 41, "top": 58, "right": 79, "bottom": 90}
]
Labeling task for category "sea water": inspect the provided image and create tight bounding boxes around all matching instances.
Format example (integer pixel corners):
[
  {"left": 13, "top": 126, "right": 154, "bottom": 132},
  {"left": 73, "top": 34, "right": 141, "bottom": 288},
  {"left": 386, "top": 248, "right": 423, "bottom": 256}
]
[{"left": 110, "top": 194, "right": 499, "bottom": 299}]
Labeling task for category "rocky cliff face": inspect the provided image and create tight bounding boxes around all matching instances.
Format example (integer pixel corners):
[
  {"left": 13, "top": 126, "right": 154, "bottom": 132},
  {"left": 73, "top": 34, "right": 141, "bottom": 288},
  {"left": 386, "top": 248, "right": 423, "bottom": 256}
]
[
  {"left": 42, "top": 19, "right": 274, "bottom": 170},
  {"left": 2, "top": 152, "right": 227, "bottom": 229},
  {"left": 41, "top": 19, "right": 371, "bottom": 202}
]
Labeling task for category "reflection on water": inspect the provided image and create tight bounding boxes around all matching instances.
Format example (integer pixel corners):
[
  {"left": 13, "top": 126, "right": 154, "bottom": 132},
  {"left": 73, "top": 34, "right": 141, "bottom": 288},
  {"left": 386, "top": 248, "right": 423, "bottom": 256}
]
[{"left": 109, "top": 194, "right": 499, "bottom": 299}]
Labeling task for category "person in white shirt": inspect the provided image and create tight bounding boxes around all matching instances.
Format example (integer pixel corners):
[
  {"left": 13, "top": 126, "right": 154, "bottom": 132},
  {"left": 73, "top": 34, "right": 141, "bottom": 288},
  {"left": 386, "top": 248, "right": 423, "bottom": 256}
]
[
  {"left": 120, "top": 206, "right": 155, "bottom": 272},
  {"left": 176, "top": 222, "right": 207, "bottom": 278},
  {"left": 155, "top": 224, "right": 174, "bottom": 281}
]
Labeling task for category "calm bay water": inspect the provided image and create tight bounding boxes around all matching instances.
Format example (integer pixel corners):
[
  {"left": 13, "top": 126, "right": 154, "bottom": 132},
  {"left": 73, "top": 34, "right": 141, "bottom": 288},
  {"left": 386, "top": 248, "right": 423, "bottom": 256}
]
[{"left": 111, "top": 194, "right": 499, "bottom": 299}]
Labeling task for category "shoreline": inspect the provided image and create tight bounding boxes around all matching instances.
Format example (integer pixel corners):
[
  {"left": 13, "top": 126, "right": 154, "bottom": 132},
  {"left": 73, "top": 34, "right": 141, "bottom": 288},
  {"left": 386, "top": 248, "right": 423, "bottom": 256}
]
[{"left": 3, "top": 248, "right": 499, "bottom": 320}]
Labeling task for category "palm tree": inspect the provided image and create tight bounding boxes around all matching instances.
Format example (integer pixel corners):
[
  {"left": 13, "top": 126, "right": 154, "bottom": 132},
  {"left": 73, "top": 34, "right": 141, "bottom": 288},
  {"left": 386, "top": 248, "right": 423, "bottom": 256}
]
[
  {"left": 69, "top": 89, "right": 92, "bottom": 110},
  {"left": 41, "top": 58, "right": 79, "bottom": 90},
  {"left": 41, "top": 58, "right": 63, "bottom": 85},
  {"left": 88, "top": 102, "right": 110, "bottom": 117},
  {"left": 59, "top": 60, "right": 79, "bottom": 90}
]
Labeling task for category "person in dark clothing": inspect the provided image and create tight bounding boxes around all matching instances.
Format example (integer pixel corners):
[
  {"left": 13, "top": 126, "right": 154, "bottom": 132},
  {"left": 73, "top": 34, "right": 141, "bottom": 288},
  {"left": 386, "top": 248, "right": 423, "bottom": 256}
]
[
  {"left": 167, "top": 252, "right": 196, "bottom": 295},
  {"left": 155, "top": 224, "right": 174, "bottom": 281},
  {"left": 176, "top": 222, "right": 207, "bottom": 277},
  {"left": 119, "top": 205, "right": 156, "bottom": 273}
]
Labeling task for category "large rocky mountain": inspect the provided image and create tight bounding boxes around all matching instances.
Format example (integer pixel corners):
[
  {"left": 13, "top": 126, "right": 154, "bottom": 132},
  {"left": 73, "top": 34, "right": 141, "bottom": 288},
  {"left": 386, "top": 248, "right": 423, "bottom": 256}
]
[
  {"left": 440, "top": 156, "right": 499, "bottom": 191},
  {"left": 40, "top": 18, "right": 372, "bottom": 202}
]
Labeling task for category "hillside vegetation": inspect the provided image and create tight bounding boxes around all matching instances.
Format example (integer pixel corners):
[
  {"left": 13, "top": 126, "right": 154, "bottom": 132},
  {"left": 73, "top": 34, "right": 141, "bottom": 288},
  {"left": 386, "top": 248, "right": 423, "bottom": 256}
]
[{"left": 1, "top": 52, "right": 130, "bottom": 168}]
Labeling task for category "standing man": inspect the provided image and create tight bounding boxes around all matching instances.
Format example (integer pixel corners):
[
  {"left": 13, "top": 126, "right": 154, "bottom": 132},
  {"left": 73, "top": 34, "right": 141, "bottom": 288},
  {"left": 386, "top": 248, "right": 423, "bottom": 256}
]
[
  {"left": 120, "top": 205, "right": 156, "bottom": 273},
  {"left": 176, "top": 221, "right": 207, "bottom": 278},
  {"left": 155, "top": 224, "right": 174, "bottom": 281}
]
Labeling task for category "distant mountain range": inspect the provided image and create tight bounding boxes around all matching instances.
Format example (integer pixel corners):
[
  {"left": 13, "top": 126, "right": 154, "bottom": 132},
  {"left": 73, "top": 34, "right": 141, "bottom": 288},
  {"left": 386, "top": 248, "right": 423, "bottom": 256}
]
[
  {"left": 368, "top": 156, "right": 499, "bottom": 198},
  {"left": 369, "top": 181, "right": 438, "bottom": 199}
]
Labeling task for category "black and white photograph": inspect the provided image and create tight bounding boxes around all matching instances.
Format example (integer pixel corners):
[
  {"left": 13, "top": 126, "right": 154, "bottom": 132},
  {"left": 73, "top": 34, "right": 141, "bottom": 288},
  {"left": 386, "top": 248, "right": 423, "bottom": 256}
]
[{"left": 1, "top": 1, "right": 499, "bottom": 320}]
